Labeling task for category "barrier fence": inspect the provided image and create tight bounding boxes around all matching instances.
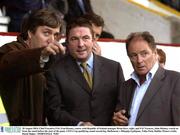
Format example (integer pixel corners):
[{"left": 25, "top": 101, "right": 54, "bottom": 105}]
[{"left": 0, "top": 32, "right": 180, "bottom": 80}]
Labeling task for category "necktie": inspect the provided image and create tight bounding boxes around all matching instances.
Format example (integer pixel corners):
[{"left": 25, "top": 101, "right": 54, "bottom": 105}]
[
  {"left": 81, "top": 62, "right": 92, "bottom": 89},
  {"left": 0, "top": 96, "right": 9, "bottom": 126},
  {"left": 77, "top": 0, "right": 86, "bottom": 14}
]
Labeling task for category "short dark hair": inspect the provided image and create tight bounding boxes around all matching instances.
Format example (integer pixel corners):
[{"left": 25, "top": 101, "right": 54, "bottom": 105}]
[
  {"left": 20, "top": 8, "right": 62, "bottom": 40},
  {"left": 81, "top": 13, "right": 104, "bottom": 27},
  {"left": 66, "top": 17, "right": 94, "bottom": 42},
  {"left": 126, "top": 31, "right": 156, "bottom": 54}
]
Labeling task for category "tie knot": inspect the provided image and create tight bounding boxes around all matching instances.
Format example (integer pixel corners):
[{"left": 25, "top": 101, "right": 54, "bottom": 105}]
[{"left": 81, "top": 62, "right": 87, "bottom": 69}]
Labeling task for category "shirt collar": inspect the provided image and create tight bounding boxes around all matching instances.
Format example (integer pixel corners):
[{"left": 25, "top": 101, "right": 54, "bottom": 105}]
[
  {"left": 77, "top": 53, "right": 94, "bottom": 68},
  {"left": 131, "top": 61, "right": 159, "bottom": 85}
]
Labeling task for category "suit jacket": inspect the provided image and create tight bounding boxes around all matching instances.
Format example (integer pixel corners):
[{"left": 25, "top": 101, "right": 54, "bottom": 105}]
[
  {"left": 65, "top": 0, "right": 94, "bottom": 23},
  {"left": 116, "top": 66, "right": 180, "bottom": 126},
  {"left": 45, "top": 54, "right": 125, "bottom": 126}
]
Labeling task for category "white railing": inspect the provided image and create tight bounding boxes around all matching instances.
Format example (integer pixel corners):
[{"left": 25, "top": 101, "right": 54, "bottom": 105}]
[{"left": 0, "top": 34, "right": 180, "bottom": 80}]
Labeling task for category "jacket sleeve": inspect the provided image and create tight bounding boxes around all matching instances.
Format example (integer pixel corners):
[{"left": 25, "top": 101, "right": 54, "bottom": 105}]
[
  {"left": 172, "top": 76, "right": 180, "bottom": 125},
  {"left": 0, "top": 43, "right": 47, "bottom": 80}
]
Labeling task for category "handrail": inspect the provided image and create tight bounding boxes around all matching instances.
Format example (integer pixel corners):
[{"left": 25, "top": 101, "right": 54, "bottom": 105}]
[{"left": 0, "top": 32, "right": 180, "bottom": 47}]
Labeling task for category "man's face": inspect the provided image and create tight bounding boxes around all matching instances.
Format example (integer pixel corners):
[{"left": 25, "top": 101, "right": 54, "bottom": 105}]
[
  {"left": 128, "top": 39, "right": 157, "bottom": 76},
  {"left": 28, "top": 26, "right": 60, "bottom": 48},
  {"left": 67, "top": 26, "right": 94, "bottom": 62},
  {"left": 92, "top": 23, "right": 103, "bottom": 41}
]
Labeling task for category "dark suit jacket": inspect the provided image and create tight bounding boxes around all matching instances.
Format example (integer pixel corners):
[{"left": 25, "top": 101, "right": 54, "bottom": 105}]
[
  {"left": 116, "top": 66, "right": 180, "bottom": 126},
  {"left": 45, "top": 54, "right": 125, "bottom": 126}
]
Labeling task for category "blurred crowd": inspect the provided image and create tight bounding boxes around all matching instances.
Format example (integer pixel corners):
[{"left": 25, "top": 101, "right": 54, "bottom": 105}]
[
  {"left": 159, "top": 0, "right": 180, "bottom": 11},
  {"left": 0, "top": 0, "right": 114, "bottom": 39}
]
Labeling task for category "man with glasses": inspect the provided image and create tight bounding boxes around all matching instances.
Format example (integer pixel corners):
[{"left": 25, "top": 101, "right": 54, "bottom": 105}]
[{"left": 113, "top": 31, "right": 180, "bottom": 126}]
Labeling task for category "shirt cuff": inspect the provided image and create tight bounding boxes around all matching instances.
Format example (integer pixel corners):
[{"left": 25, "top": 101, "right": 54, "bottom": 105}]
[
  {"left": 40, "top": 55, "right": 49, "bottom": 68},
  {"left": 77, "top": 121, "right": 84, "bottom": 126}
]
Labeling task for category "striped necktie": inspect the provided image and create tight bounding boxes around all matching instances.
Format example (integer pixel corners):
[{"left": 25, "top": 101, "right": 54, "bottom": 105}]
[
  {"left": 0, "top": 96, "right": 9, "bottom": 126},
  {"left": 81, "top": 62, "right": 92, "bottom": 89}
]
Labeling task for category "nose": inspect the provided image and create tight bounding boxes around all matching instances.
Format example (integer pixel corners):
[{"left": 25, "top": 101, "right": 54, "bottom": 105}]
[
  {"left": 48, "top": 35, "right": 55, "bottom": 43},
  {"left": 78, "top": 38, "right": 84, "bottom": 47},
  {"left": 137, "top": 54, "right": 143, "bottom": 63}
]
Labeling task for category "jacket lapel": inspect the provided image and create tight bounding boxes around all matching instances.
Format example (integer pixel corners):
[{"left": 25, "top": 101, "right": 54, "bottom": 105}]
[
  {"left": 91, "top": 55, "right": 103, "bottom": 93},
  {"left": 65, "top": 56, "right": 91, "bottom": 93},
  {"left": 126, "top": 79, "right": 137, "bottom": 113},
  {"left": 136, "top": 67, "right": 165, "bottom": 121}
]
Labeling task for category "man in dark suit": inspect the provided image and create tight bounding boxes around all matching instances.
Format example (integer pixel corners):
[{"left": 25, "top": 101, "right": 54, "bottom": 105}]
[
  {"left": 45, "top": 18, "right": 125, "bottom": 126},
  {"left": 113, "top": 31, "right": 180, "bottom": 126}
]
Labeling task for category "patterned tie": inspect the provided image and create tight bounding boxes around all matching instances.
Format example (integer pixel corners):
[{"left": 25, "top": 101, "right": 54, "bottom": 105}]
[{"left": 81, "top": 62, "right": 92, "bottom": 89}]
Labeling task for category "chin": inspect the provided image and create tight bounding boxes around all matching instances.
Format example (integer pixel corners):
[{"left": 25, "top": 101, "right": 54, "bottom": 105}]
[
  {"left": 76, "top": 58, "right": 87, "bottom": 62},
  {"left": 76, "top": 55, "right": 87, "bottom": 61},
  {"left": 77, "top": 53, "right": 87, "bottom": 58}
]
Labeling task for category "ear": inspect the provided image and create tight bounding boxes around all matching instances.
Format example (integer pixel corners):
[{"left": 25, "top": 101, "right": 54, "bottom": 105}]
[{"left": 27, "top": 30, "right": 32, "bottom": 39}]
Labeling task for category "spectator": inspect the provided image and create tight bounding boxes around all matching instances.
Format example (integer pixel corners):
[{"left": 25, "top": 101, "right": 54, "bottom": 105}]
[
  {"left": 157, "top": 48, "right": 166, "bottom": 68},
  {"left": 0, "top": 0, "right": 49, "bottom": 32},
  {"left": 0, "top": 8, "right": 65, "bottom": 125},
  {"left": 65, "top": 0, "right": 94, "bottom": 24},
  {"left": 159, "top": 0, "right": 180, "bottom": 11},
  {"left": 81, "top": 13, "right": 104, "bottom": 55},
  {"left": 48, "top": 0, "right": 114, "bottom": 39},
  {"left": 100, "top": 31, "right": 114, "bottom": 39},
  {"left": 47, "top": 0, "right": 68, "bottom": 36},
  {"left": 45, "top": 18, "right": 125, "bottom": 126},
  {"left": 48, "top": 0, "right": 94, "bottom": 36},
  {"left": 113, "top": 31, "right": 180, "bottom": 126}
]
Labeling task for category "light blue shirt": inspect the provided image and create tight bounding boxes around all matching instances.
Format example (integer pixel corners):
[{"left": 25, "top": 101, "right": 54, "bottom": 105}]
[
  {"left": 128, "top": 62, "right": 159, "bottom": 126},
  {"left": 77, "top": 53, "right": 94, "bottom": 77}
]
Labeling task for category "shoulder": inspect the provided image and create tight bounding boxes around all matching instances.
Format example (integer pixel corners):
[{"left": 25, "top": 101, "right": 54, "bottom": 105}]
[
  {"left": 49, "top": 54, "right": 73, "bottom": 69},
  {"left": 164, "top": 69, "right": 180, "bottom": 80},
  {"left": 123, "top": 78, "right": 135, "bottom": 86},
  {"left": 0, "top": 41, "right": 25, "bottom": 53},
  {"left": 1, "top": 40, "right": 20, "bottom": 48},
  {"left": 95, "top": 54, "right": 120, "bottom": 65}
]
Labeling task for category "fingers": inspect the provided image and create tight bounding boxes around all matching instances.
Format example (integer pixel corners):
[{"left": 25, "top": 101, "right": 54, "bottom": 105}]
[
  {"left": 53, "top": 41, "right": 66, "bottom": 55},
  {"left": 116, "top": 110, "right": 129, "bottom": 121},
  {"left": 41, "top": 42, "right": 66, "bottom": 57},
  {"left": 113, "top": 110, "right": 129, "bottom": 126},
  {"left": 92, "top": 42, "right": 101, "bottom": 55},
  {"left": 81, "top": 122, "right": 94, "bottom": 126}
]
